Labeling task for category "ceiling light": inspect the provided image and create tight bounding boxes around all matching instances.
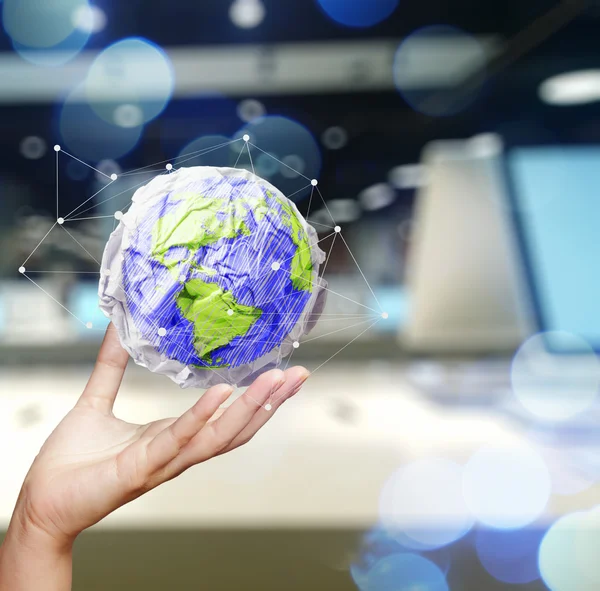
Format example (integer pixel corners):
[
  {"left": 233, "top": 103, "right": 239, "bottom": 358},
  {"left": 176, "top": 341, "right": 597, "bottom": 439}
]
[
  {"left": 358, "top": 184, "right": 396, "bottom": 211},
  {"left": 388, "top": 165, "right": 427, "bottom": 189},
  {"left": 539, "top": 70, "right": 600, "bottom": 106}
]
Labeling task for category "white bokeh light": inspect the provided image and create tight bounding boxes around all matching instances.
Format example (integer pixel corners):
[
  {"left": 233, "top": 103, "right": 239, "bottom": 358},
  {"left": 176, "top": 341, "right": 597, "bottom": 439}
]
[
  {"left": 511, "top": 331, "right": 600, "bottom": 422},
  {"left": 95, "top": 160, "right": 121, "bottom": 183},
  {"left": 379, "top": 458, "right": 474, "bottom": 549},
  {"left": 113, "top": 104, "right": 144, "bottom": 129},
  {"left": 72, "top": 4, "right": 106, "bottom": 33},
  {"left": 540, "top": 443, "right": 598, "bottom": 496},
  {"left": 20, "top": 136, "right": 47, "bottom": 160},
  {"left": 539, "top": 508, "right": 599, "bottom": 591},
  {"left": 237, "top": 99, "right": 266, "bottom": 122},
  {"left": 85, "top": 38, "right": 174, "bottom": 126},
  {"left": 321, "top": 126, "right": 348, "bottom": 150},
  {"left": 463, "top": 444, "right": 551, "bottom": 529},
  {"left": 229, "top": 0, "right": 265, "bottom": 29}
]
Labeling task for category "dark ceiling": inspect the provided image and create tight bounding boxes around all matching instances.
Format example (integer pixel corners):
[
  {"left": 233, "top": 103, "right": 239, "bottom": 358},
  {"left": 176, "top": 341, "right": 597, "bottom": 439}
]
[{"left": 1, "top": 0, "right": 599, "bottom": 220}]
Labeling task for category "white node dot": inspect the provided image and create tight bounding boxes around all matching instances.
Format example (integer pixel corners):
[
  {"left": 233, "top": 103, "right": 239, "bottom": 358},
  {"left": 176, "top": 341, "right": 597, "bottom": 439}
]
[
  {"left": 265, "top": 404, "right": 272, "bottom": 411},
  {"left": 86, "top": 322, "right": 93, "bottom": 329},
  {"left": 271, "top": 262, "right": 281, "bottom": 271},
  {"left": 311, "top": 179, "right": 318, "bottom": 186},
  {"left": 382, "top": 312, "right": 389, "bottom": 319},
  {"left": 18, "top": 266, "right": 25, "bottom": 274},
  {"left": 57, "top": 217, "right": 64, "bottom": 225},
  {"left": 227, "top": 309, "right": 234, "bottom": 316},
  {"left": 53, "top": 144, "right": 61, "bottom": 152},
  {"left": 105, "top": 269, "right": 111, "bottom": 276},
  {"left": 114, "top": 211, "right": 123, "bottom": 220},
  {"left": 334, "top": 225, "right": 341, "bottom": 233},
  {"left": 243, "top": 134, "right": 250, "bottom": 142},
  {"left": 293, "top": 341, "right": 300, "bottom": 349},
  {"left": 158, "top": 327, "right": 167, "bottom": 337},
  {"left": 166, "top": 163, "right": 173, "bottom": 171},
  {"left": 110, "top": 173, "right": 118, "bottom": 181},
  {"left": 179, "top": 274, "right": 186, "bottom": 282}
]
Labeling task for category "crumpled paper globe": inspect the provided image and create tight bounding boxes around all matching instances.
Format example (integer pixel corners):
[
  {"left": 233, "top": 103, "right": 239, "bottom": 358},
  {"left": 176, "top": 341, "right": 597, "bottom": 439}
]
[{"left": 99, "top": 166, "right": 327, "bottom": 388}]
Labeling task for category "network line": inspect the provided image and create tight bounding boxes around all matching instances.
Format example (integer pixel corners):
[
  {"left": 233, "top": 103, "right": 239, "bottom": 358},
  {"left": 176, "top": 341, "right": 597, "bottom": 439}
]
[{"left": 19, "top": 135, "right": 388, "bottom": 408}]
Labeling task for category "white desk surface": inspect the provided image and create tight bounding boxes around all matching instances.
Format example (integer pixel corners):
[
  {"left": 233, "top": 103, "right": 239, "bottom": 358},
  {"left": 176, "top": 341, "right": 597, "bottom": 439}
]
[{"left": 0, "top": 362, "right": 597, "bottom": 530}]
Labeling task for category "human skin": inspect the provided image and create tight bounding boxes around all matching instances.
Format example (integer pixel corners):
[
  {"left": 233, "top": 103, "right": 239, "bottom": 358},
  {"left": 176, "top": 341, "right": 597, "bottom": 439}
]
[{"left": 0, "top": 324, "right": 309, "bottom": 590}]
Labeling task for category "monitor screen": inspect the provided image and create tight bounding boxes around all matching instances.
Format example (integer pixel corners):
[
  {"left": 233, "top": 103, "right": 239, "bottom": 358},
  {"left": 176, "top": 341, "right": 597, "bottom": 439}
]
[{"left": 506, "top": 146, "right": 600, "bottom": 351}]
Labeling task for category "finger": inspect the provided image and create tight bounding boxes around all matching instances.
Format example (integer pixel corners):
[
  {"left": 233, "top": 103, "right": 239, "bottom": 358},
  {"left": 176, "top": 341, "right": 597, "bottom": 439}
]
[
  {"left": 77, "top": 323, "right": 129, "bottom": 413},
  {"left": 145, "top": 383, "right": 233, "bottom": 474},
  {"left": 221, "top": 366, "right": 309, "bottom": 454},
  {"left": 170, "top": 369, "right": 285, "bottom": 471}
]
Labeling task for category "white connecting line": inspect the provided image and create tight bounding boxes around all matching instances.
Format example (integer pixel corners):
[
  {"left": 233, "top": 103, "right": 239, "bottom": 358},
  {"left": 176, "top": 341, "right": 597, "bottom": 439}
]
[{"left": 19, "top": 136, "right": 389, "bottom": 409}]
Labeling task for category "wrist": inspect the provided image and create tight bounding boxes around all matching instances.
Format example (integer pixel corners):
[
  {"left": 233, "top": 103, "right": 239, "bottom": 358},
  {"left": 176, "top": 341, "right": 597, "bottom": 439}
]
[
  {"left": 0, "top": 509, "right": 74, "bottom": 591},
  {"left": 10, "top": 506, "right": 74, "bottom": 554}
]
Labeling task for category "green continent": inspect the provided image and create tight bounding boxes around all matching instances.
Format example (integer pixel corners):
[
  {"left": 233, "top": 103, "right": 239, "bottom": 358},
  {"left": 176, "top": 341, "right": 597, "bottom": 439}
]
[
  {"left": 151, "top": 190, "right": 269, "bottom": 271},
  {"left": 176, "top": 279, "right": 262, "bottom": 367},
  {"left": 266, "top": 190, "right": 313, "bottom": 292}
]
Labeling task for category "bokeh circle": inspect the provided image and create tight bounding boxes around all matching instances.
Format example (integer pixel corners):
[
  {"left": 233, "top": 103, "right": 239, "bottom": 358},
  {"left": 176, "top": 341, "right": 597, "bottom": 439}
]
[
  {"left": 365, "top": 553, "right": 448, "bottom": 591},
  {"left": 394, "top": 25, "right": 486, "bottom": 117},
  {"left": 539, "top": 509, "right": 599, "bottom": 591},
  {"left": 59, "top": 84, "right": 144, "bottom": 162},
  {"left": 379, "top": 458, "right": 474, "bottom": 549},
  {"left": 511, "top": 331, "right": 600, "bottom": 422},
  {"left": 85, "top": 38, "right": 174, "bottom": 126},
  {"left": 232, "top": 115, "right": 321, "bottom": 201},
  {"left": 3, "top": 0, "right": 88, "bottom": 48},
  {"left": 463, "top": 445, "right": 551, "bottom": 529},
  {"left": 177, "top": 135, "right": 233, "bottom": 168},
  {"left": 316, "top": 0, "right": 399, "bottom": 28},
  {"left": 475, "top": 526, "right": 545, "bottom": 584}
]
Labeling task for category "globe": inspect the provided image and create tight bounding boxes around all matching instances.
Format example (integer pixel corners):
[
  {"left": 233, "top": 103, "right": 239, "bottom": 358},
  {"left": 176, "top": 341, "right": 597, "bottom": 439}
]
[{"left": 99, "top": 166, "right": 327, "bottom": 388}]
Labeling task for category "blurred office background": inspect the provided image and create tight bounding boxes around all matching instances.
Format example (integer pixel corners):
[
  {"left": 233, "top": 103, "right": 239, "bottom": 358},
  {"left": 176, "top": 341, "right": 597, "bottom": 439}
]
[{"left": 1, "top": 0, "right": 600, "bottom": 590}]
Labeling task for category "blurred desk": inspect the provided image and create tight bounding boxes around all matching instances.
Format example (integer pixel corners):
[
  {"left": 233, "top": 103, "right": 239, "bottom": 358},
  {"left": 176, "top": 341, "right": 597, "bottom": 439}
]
[{"left": 0, "top": 362, "right": 596, "bottom": 531}]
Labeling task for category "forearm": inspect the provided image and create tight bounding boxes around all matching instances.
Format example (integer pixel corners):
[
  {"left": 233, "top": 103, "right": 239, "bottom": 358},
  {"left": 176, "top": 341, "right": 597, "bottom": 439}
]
[{"left": 0, "top": 511, "right": 73, "bottom": 591}]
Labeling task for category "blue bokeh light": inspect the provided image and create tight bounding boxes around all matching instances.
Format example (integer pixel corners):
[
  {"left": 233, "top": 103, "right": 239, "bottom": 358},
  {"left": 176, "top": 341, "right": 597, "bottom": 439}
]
[
  {"left": 177, "top": 135, "right": 233, "bottom": 168},
  {"left": 255, "top": 152, "right": 280, "bottom": 179},
  {"left": 350, "top": 526, "right": 452, "bottom": 591},
  {"left": 66, "top": 159, "right": 90, "bottom": 181},
  {"left": 12, "top": 27, "right": 90, "bottom": 67},
  {"left": 379, "top": 458, "right": 474, "bottom": 550},
  {"left": 233, "top": 115, "right": 321, "bottom": 201},
  {"left": 316, "top": 0, "right": 399, "bottom": 28},
  {"left": 3, "top": 0, "right": 88, "bottom": 48},
  {"left": 393, "top": 25, "right": 486, "bottom": 117},
  {"left": 59, "top": 84, "right": 144, "bottom": 162},
  {"left": 85, "top": 38, "right": 175, "bottom": 127},
  {"left": 475, "top": 526, "right": 545, "bottom": 584},
  {"left": 366, "top": 553, "right": 448, "bottom": 591},
  {"left": 463, "top": 445, "right": 551, "bottom": 529}
]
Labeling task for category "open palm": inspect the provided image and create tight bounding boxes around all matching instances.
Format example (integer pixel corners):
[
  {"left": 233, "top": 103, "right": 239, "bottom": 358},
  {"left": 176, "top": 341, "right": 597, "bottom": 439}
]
[{"left": 17, "top": 324, "right": 308, "bottom": 544}]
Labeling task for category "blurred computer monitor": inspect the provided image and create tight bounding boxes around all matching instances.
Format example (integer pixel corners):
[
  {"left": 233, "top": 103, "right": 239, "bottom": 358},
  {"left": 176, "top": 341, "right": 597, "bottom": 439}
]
[
  {"left": 505, "top": 145, "right": 600, "bottom": 352},
  {"left": 403, "top": 137, "right": 532, "bottom": 353}
]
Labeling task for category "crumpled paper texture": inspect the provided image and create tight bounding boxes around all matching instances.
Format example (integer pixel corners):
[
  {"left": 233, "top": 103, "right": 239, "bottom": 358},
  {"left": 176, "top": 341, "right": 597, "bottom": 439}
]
[{"left": 98, "top": 166, "right": 327, "bottom": 389}]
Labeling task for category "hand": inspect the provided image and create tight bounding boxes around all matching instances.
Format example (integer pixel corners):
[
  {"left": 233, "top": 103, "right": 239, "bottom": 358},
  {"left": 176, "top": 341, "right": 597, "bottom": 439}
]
[{"left": 12, "top": 324, "right": 309, "bottom": 547}]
